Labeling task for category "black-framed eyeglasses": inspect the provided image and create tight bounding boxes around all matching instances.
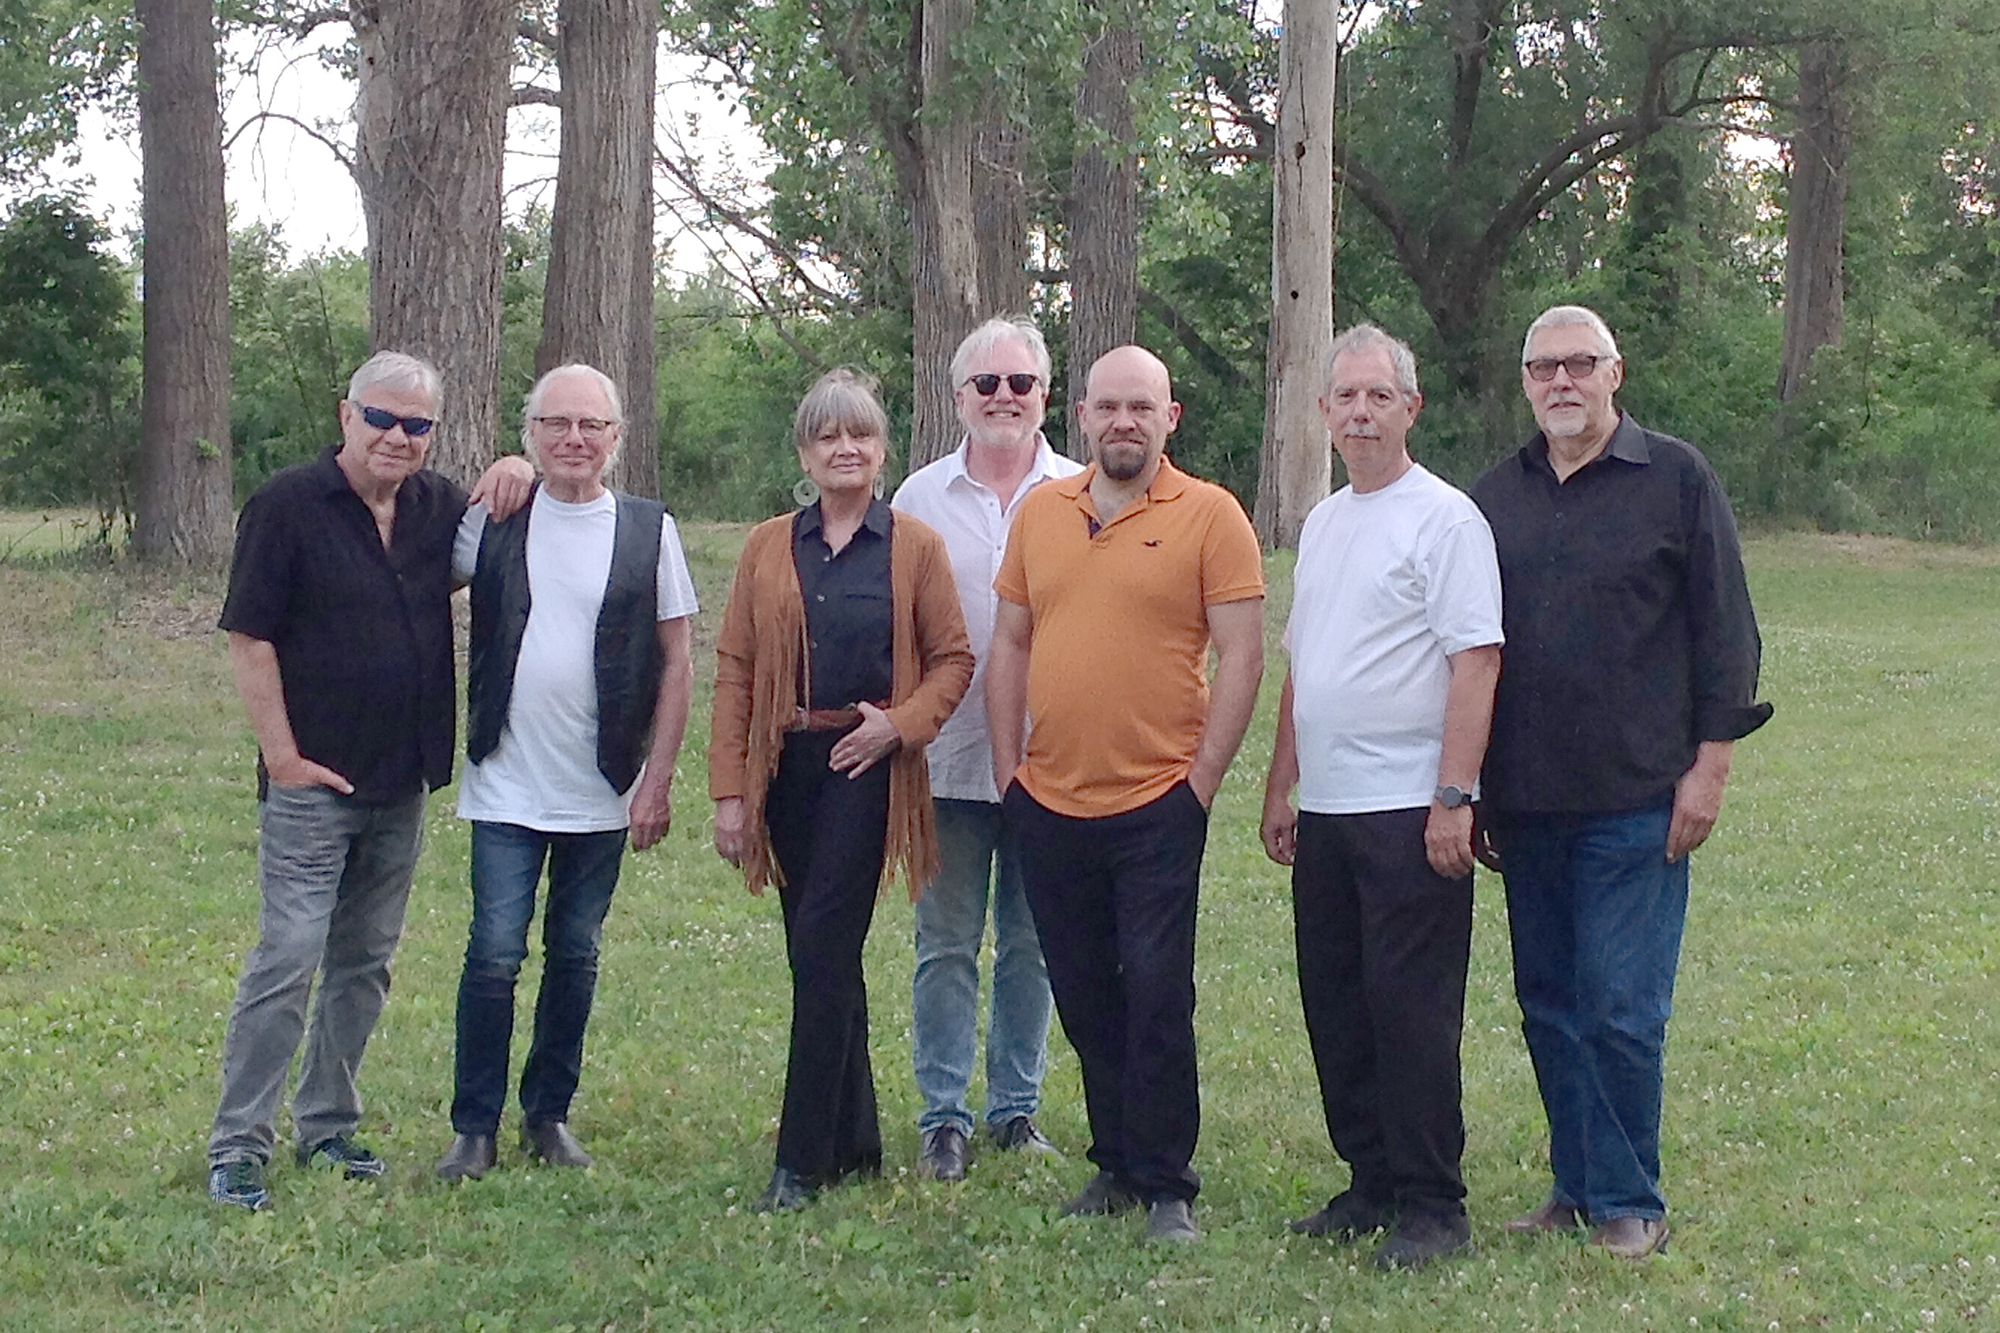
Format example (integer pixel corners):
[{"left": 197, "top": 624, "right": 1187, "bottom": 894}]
[
  {"left": 1524, "top": 354, "right": 1609, "bottom": 382},
  {"left": 964, "top": 373, "right": 1041, "bottom": 397},
  {"left": 359, "top": 405, "right": 436, "bottom": 436},
  {"left": 532, "top": 415, "right": 616, "bottom": 440}
]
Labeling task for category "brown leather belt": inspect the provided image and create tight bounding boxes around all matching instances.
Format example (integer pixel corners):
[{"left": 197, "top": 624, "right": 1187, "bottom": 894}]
[{"left": 790, "top": 702, "right": 888, "bottom": 733}]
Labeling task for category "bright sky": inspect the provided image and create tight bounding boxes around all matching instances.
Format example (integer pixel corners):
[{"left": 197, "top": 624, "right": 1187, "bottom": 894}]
[{"left": 30, "top": 25, "right": 767, "bottom": 274}]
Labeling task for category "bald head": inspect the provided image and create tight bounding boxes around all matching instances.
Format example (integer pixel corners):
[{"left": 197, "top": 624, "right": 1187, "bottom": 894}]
[{"left": 1078, "top": 344, "right": 1181, "bottom": 484}]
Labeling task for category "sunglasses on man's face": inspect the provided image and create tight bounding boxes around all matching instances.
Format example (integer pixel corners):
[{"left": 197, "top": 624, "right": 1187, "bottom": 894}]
[
  {"left": 358, "top": 404, "right": 437, "bottom": 436},
  {"left": 964, "top": 372, "right": 1042, "bottom": 397},
  {"left": 1523, "top": 354, "right": 1609, "bottom": 382}
]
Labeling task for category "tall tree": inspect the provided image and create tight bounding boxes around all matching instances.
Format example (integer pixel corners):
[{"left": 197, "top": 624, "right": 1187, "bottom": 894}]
[
  {"left": 352, "top": 0, "right": 512, "bottom": 486},
  {"left": 1253, "top": 0, "right": 1334, "bottom": 548},
  {"left": 1777, "top": 39, "right": 1851, "bottom": 401},
  {"left": 133, "top": 0, "right": 233, "bottom": 565},
  {"left": 536, "top": 0, "right": 659, "bottom": 496},
  {"left": 908, "top": 0, "right": 983, "bottom": 469},
  {"left": 1066, "top": 5, "right": 1140, "bottom": 457}
]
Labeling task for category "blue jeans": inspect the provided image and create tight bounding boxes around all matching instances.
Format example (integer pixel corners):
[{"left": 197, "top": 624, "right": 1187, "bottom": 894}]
[
  {"left": 209, "top": 785, "right": 426, "bottom": 1166},
  {"left": 450, "top": 822, "right": 627, "bottom": 1135},
  {"left": 1496, "top": 804, "right": 1687, "bottom": 1223},
  {"left": 912, "top": 798, "right": 1052, "bottom": 1136}
]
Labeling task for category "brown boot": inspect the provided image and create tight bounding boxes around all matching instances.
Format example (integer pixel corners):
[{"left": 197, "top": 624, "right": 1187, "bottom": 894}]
[
  {"left": 1588, "top": 1215, "right": 1670, "bottom": 1259},
  {"left": 1504, "top": 1194, "right": 1584, "bottom": 1234}
]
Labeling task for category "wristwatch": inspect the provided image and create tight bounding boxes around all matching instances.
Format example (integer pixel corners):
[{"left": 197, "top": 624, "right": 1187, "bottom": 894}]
[{"left": 1433, "top": 784, "right": 1473, "bottom": 809}]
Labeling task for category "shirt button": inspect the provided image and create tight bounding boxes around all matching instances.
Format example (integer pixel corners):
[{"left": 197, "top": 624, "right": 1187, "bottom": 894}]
[{"left": 816, "top": 594, "right": 825, "bottom": 602}]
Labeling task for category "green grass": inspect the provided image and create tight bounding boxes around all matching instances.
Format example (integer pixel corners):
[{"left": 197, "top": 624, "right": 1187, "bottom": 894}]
[{"left": 2, "top": 525, "right": 1997, "bottom": 1331}]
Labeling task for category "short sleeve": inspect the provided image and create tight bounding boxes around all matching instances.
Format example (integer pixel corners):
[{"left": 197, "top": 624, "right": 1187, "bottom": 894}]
[
  {"left": 1199, "top": 489, "right": 1265, "bottom": 605},
  {"left": 1422, "top": 511, "right": 1505, "bottom": 656},
  {"left": 656, "top": 514, "right": 701, "bottom": 620},
  {"left": 217, "top": 490, "right": 295, "bottom": 641}
]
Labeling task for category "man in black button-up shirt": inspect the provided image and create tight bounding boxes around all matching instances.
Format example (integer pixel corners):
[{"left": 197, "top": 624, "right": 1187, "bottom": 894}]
[
  {"left": 1470, "top": 306, "right": 1771, "bottom": 1261},
  {"left": 206, "top": 351, "right": 531, "bottom": 1211}
]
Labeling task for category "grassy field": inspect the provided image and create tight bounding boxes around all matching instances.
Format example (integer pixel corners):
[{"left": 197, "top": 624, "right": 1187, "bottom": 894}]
[{"left": 0, "top": 526, "right": 1996, "bottom": 1332}]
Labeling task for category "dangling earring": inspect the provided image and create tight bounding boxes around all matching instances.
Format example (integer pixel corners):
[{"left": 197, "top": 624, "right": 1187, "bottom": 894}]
[
  {"left": 873, "top": 473, "right": 886, "bottom": 500},
  {"left": 793, "top": 476, "right": 820, "bottom": 508}
]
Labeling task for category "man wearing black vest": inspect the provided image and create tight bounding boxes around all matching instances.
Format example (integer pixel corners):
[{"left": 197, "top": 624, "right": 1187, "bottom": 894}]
[{"left": 435, "top": 363, "right": 698, "bottom": 1180}]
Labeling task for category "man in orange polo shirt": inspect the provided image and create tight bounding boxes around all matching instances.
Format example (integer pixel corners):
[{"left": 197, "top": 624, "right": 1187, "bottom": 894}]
[{"left": 986, "top": 344, "right": 1265, "bottom": 1244}]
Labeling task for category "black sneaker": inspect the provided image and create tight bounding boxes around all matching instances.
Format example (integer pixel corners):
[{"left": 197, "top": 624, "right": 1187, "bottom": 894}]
[
  {"left": 989, "top": 1116, "right": 1059, "bottom": 1155},
  {"left": 1290, "top": 1186, "right": 1396, "bottom": 1239},
  {"left": 297, "top": 1135, "right": 385, "bottom": 1180},
  {"left": 208, "top": 1160, "right": 270, "bottom": 1211},
  {"left": 1372, "top": 1210, "right": 1473, "bottom": 1271}
]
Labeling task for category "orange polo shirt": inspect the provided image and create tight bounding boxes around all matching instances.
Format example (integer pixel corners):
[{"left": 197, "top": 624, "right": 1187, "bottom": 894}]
[{"left": 994, "top": 458, "right": 1264, "bottom": 818}]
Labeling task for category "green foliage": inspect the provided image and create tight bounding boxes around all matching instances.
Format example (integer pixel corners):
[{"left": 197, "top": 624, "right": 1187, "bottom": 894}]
[
  {"left": 0, "top": 0, "right": 132, "bottom": 179},
  {"left": 0, "top": 195, "right": 136, "bottom": 532}
]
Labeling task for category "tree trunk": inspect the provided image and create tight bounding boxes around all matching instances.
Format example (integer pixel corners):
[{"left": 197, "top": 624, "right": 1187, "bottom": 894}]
[
  {"left": 352, "top": 0, "right": 511, "bottom": 488},
  {"left": 974, "top": 106, "right": 1031, "bottom": 318},
  {"left": 1777, "top": 39, "right": 1849, "bottom": 403},
  {"left": 1065, "top": 10, "right": 1139, "bottom": 461},
  {"left": 132, "top": 0, "right": 233, "bottom": 566},
  {"left": 1254, "top": 0, "right": 1335, "bottom": 549},
  {"left": 537, "top": 0, "right": 658, "bottom": 496},
  {"left": 624, "top": 21, "right": 659, "bottom": 499},
  {"left": 908, "top": 0, "right": 982, "bottom": 472}
]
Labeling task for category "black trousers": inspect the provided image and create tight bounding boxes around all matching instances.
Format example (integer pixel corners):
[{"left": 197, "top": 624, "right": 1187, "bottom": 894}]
[
  {"left": 1005, "top": 780, "right": 1209, "bottom": 1203},
  {"left": 1292, "top": 808, "right": 1473, "bottom": 1218},
  {"left": 764, "top": 731, "right": 889, "bottom": 1182}
]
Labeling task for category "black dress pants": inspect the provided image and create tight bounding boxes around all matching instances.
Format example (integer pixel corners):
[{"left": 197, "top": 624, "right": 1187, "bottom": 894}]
[
  {"left": 1005, "top": 780, "right": 1209, "bottom": 1203},
  {"left": 1292, "top": 807, "right": 1473, "bottom": 1219},
  {"left": 764, "top": 731, "right": 890, "bottom": 1182}
]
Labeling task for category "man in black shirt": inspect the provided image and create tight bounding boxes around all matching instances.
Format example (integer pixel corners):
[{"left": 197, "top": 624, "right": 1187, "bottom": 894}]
[
  {"left": 207, "top": 351, "right": 531, "bottom": 1210},
  {"left": 1470, "top": 306, "right": 1771, "bottom": 1260}
]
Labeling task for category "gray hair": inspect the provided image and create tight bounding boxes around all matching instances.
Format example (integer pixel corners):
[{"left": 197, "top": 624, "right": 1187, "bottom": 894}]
[
  {"left": 949, "top": 316, "right": 1052, "bottom": 389},
  {"left": 1522, "top": 305, "right": 1622, "bottom": 363},
  {"left": 794, "top": 367, "right": 889, "bottom": 454},
  {"left": 1326, "top": 323, "right": 1420, "bottom": 399},
  {"left": 519, "top": 362, "right": 625, "bottom": 468},
  {"left": 347, "top": 350, "right": 442, "bottom": 412}
]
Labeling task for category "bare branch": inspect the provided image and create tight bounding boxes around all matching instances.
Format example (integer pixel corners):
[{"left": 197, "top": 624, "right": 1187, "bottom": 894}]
[
  {"left": 223, "top": 109, "right": 354, "bottom": 175},
  {"left": 511, "top": 84, "right": 561, "bottom": 108},
  {"left": 653, "top": 147, "right": 849, "bottom": 308},
  {"left": 519, "top": 17, "right": 557, "bottom": 51}
]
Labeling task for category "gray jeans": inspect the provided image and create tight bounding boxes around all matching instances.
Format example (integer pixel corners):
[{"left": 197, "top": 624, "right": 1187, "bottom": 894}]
[{"left": 208, "top": 784, "right": 425, "bottom": 1167}]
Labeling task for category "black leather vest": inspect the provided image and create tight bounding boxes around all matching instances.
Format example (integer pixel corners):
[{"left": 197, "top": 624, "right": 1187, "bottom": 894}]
[{"left": 466, "top": 489, "right": 667, "bottom": 795}]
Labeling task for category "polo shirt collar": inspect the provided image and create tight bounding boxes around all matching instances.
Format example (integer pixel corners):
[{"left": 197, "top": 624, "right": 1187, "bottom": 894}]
[
  {"left": 311, "top": 443, "right": 356, "bottom": 497},
  {"left": 1523, "top": 411, "right": 1647, "bottom": 475},
  {"left": 1054, "top": 456, "right": 1190, "bottom": 504}
]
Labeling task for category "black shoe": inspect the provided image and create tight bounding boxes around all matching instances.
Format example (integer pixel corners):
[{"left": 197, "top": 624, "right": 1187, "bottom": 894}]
[
  {"left": 918, "top": 1125, "right": 968, "bottom": 1182},
  {"left": 297, "top": 1135, "right": 385, "bottom": 1180},
  {"left": 521, "top": 1120, "right": 593, "bottom": 1168},
  {"left": 208, "top": 1159, "right": 270, "bottom": 1211},
  {"left": 1146, "top": 1198, "right": 1201, "bottom": 1243},
  {"left": 435, "top": 1132, "right": 498, "bottom": 1181},
  {"left": 1057, "top": 1169, "right": 1141, "bottom": 1217},
  {"left": 989, "top": 1116, "right": 1059, "bottom": 1155},
  {"left": 751, "top": 1166, "right": 815, "bottom": 1213},
  {"left": 1372, "top": 1211, "right": 1473, "bottom": 1271},
  {"left": 1290, "top": 1187, "right": 1396, "bottom": 1239}
]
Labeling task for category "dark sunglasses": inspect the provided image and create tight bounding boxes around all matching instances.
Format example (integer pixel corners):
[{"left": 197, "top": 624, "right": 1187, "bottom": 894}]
[
  {"left": 1523, "top": 354, "right": 1609, "bottom": 382},
  {"left": 965, "top": 372, "right": 1041, "bottom": 397},
  {"left": 358, "top": 404, "right": 436, "bottom": 436}
]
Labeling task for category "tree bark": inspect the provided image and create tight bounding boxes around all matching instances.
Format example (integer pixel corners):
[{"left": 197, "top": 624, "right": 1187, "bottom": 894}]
[
  {"left": 974, "top": 106, "right": 1031, "bottom": 318},
  {"left": 133, "top": 0, "right": 234, "bottom": 566},
  {"left": 624, "top": 19, "right": 659, "bottom": 499},
  {"left": 908, "top": 0, "right": 982, "bottom": 471},
  {"left": 1777, "top": 39, "right": 1849, "bottom": 402},
  {"left": 536, "top": 0, "right": 658, "bottom": 496},
  {"left": 1254, "top": 0, "right": 1335, "bottom": 549},
  {"left": 352, "top": 0, "right": 512, "bottom": 488},
  {"left": 1065, "top": 10, "right": 1140, "bottom": 461}
]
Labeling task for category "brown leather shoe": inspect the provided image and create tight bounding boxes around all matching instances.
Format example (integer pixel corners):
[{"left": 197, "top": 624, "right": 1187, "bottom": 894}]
[
  {"left": 1588, "top": 1215, "right": 1670, "bottom": 1259},
  {"left": 521, "top": 1120, "right": 593, "bottom": 1168},
  {"left": 435, "top": 1132, "right": 498, "bottom": 1181},
  {"left": 1504, "top": 1195, "right": 1584, "bottom": 1234}
]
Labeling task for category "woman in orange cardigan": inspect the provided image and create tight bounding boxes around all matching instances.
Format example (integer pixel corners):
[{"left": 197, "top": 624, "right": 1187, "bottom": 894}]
[{"left": 710, "top": 368, "right": 973, "bottom": 1212}]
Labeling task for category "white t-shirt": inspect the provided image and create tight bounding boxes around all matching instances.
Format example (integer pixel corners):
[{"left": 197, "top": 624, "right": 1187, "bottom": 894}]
[
  {"left": 1285, "top": 463, "right": 1503, "bottom": 815},
  {"left": 452, "top": 490, "right": 700, "bottom": 832},
  {"left": 891, "top": 436, "right": 1084, "bottom": 802}
]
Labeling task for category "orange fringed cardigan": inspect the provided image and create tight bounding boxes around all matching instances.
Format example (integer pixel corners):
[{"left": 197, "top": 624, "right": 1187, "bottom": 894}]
[{"left": 708, "top": 510, "right": 974, "bottom": 900}]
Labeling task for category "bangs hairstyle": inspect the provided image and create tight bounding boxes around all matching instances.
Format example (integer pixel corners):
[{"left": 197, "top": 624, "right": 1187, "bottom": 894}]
[
  {"left": 793, "top": 367, "right": 888, "bottom": 452},
  {"left": 1523, "top": 305, "right": 1621, "bottom": 363},
  {"left": 949, "top": 316, "right": 1052, "bottom": 387},
  {"left": 348, "top": 350, "right": 442, "bottom": 412}
]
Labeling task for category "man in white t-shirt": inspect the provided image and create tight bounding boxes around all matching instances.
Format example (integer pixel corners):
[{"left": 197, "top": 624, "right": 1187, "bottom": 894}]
[
  {"left": 891, "top": 316, "right": 1083, "bottom": 1182},
  {"left": 434, "top": 363, "right": 698, "bottom": 1181},
  {"left": 1260, "top": 324, "right": 1503, "bottom": 1270}
]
